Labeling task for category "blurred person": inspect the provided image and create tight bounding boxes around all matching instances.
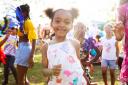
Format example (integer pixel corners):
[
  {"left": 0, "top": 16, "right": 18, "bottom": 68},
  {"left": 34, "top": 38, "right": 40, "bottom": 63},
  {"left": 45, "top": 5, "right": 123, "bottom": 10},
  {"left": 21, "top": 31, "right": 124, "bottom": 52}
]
[
  {"left": 15, "top": 4, "right": 37, "bottom": 85},
  {"left": 2, "top": 26, "right": 18, "bottom": 85},
  {"left": 113, "top": 0, "right": 128, "bottom": 84},
  {"left": 101, "top": 23, "right": 119, "bottom": 85}
]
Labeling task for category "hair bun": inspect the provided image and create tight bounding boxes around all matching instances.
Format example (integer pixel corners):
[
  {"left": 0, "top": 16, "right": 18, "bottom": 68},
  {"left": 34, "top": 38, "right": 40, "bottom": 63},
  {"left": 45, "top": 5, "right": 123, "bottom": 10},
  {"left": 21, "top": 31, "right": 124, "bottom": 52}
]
[
  {"left": 44, "top": 8, "right": 54, "bottom": 19},
  {"left": 69, "top": 8, "right": 79, "bottom": 19}
]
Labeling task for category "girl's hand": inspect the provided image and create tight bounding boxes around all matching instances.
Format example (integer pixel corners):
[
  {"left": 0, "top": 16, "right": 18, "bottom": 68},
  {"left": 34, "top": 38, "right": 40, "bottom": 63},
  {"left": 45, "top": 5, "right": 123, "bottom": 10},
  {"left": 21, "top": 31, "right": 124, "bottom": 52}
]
[
  {"left": 113, "top": 22, "right": 124, "bottom": 41},
  {"left": 6, "top": 29, "right": 12, "bottom": 37},
  {"left": 52, "top": 64, "right": 61, "bottom": 76},
  {"left": 113, "top": 22, "right": 123, "bottom": 32}
]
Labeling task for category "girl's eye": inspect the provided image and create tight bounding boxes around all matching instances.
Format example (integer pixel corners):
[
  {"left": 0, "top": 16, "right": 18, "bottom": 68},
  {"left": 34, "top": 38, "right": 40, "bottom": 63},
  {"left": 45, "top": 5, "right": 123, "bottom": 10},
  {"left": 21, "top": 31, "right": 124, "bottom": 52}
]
[
  {"left": 55, "top": 20, "right": 61, "bottom": 23},
  {"left": 65, "top": 21, "right": 70, "bottom": 24}
]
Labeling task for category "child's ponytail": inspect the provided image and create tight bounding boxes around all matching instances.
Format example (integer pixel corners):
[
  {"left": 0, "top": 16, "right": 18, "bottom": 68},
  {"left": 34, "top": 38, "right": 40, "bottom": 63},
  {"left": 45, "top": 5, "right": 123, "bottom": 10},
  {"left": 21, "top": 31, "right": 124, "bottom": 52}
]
[
  {"left": 69, "top": 8, "right": 79, "bottom": 20},
  {"left": 44, "top": 8, "right": 54, "bottom": 19}
]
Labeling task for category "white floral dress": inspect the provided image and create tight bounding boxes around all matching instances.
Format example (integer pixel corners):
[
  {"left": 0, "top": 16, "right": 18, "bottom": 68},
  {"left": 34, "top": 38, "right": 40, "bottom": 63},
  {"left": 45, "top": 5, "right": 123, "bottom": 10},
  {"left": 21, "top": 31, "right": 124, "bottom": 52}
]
[{"left": 47, "top": 40, "right": 87, "bottom": 85}]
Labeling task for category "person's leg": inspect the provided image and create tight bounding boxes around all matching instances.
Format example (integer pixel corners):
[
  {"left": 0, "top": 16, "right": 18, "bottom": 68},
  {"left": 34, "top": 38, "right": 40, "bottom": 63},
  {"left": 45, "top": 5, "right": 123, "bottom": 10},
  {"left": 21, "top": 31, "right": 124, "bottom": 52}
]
[
  {"left": 9, "top": 55, "right": 18, "bottom": 84},
  {"left": 25, "top": 72, "right": 30, "bottom": 85},
  {"left": 90, "top": 64, "right": 94, "bottom": 76},
  {"left": 109, "top": 60, "right": 116, "bottom": 85},
  {"left": 11, "top": 66, "right": 18, "bottom": 84},
  {"left": 2, "top": 55, "right": 9, "bottom": 85},
  {"left": 110, "top": 69, "right": 115, "bottom": 85},
  {"left": 15, "top": 42, "right": 31, "bottom": 85},
  {"left": 101, "top": 59, "right": 108, "bottom": 85},
  {"left": 118, "top": 57, "right": 123, "bottom": 70},
  {"left": 17, "top": 65, "right": 28, "bottom": 85},
  {"left": 102, "top": 67, "right": 108, "bottom": 85}
]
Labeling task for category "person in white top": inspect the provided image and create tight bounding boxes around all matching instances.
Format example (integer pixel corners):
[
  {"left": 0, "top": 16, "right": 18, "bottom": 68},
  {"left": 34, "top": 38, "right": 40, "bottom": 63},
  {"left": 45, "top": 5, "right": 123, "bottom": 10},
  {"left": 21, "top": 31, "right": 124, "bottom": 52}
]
[
  {"left": 100, "top": 23, "right": 119, "bottom": 85},
  {"left": 2, "top": 27, "right": 18, "bottom": 85},
  {"left": 42, "top": 8, "right": 87, "bottom": 85}
]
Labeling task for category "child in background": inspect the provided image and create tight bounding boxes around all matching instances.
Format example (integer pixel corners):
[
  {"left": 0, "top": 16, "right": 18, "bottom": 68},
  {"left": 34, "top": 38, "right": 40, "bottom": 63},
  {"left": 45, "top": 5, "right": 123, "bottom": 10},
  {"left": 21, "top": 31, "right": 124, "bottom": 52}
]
[
  {"left": 42, "top": 8, "right": 87, "bottom": 85},
  {"left": 15, "top": 4, "right": 37, "bottom": 85},
  {"left": 2, "top": 26, "right": 18, "bottom": 85},
  {"left": 101, "top": 23, "right": 119, "bottom": 85}
]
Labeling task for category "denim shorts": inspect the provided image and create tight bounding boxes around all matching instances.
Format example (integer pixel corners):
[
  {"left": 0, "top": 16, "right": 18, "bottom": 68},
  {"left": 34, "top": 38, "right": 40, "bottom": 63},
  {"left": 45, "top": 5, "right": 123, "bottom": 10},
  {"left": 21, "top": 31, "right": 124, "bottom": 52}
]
[
  {"left": 15, "top": 42, "right": 31, "bottom": 67},
  {"left": 101, "top": 59, "right": 117, "bottom": 69}
]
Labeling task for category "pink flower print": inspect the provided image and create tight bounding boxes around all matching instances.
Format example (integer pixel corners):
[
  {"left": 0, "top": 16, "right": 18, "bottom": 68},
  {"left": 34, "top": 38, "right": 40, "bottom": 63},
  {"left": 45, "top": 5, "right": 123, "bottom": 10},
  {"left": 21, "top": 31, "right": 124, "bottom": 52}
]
[
  {"left": 69, "top": 82, "right": 73, "bottom": 85},
  {"left": 56, "top": 77, "right": 62, "bottom": 83},
  {"left": 106, "top": 44, "right": 111, "bottom": 52},
  {"left": 64, "top": 70, "right": 72, "bottom": 77},
  {"left": 82, "top": 82, "right": 85, "bottom": 85},
  {"left": 67, "top": 56, "right": 75, "bottom": 64}
]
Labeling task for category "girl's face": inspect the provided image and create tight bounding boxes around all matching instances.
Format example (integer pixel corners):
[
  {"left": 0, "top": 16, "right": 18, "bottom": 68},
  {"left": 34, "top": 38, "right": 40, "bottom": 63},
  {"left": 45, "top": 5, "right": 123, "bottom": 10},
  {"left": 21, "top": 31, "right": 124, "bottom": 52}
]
[
  {"left": 22, "top": 11, "right": 28, "bottom": 19},
  {"left": 104, "top": 25, "right": 113, "bottom": 36},
  {"left": 74, "top": 23, "right": 86, "bottom": 39},
  {"left": 11, "top": 28, "right": 17, "bottom": 35},
  {"left": 51, "top": 10, "right": 73, "bottom": 38}
]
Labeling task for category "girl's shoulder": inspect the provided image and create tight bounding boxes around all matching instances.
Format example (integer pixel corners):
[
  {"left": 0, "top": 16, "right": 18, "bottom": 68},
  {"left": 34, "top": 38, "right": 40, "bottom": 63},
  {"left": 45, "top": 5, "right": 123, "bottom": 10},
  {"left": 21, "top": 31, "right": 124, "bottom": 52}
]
[
  {"left": 24, "top": 19, "right": 33, "bottom": 26},
  {"left": 68, "top": 38, "right": 80, "bottom": 48},
  {"left": 25, "top": 18, "right": 31, "bottom": 22},
  {"left": 68, "top": 38, "right": 79, "bottom": 43}
]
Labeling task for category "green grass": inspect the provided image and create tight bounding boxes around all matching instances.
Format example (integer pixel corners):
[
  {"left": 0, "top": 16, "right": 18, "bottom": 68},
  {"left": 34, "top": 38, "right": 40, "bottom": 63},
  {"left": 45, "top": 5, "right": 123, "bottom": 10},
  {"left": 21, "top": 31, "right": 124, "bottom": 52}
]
[
  {"left": 0, "top": 54, "right": 120, "bottom": 85},
  {"left": 91, "top": 64, "right": 120, "bottom": 85}
]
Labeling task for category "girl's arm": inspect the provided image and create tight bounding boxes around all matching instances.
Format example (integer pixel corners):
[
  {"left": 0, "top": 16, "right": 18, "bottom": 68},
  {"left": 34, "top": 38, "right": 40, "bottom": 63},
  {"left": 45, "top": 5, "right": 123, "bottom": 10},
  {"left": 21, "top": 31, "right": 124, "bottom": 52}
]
[
  {"left": 28, "top": 39, "right": 36, "bottom": 68},
  {"left": 41, "top": 43, "right": 52, "bottom": 76},
  {"left": 41, "top": 42, "right": 61, "bottom": 80},
  {"left": 113, "top": 22, "right": 124, "bottom": 41},
  {"left": 71, "top": 39, "right": 81, "bottom": 59},
  {"left": 41, "top": 43, "right": 48, "bottom": 68},
  {"left": 71, "top": 39, "right": 91, "bottom": 85},
  {"left": 0, "top": 35, "right": 9, "bottom": 47},
  {"left": 41, "top": 43, "right": 54, "bottom": 77},
  {"left": 115, "top": 41, "right": 119, "bottom": 63},
  {"left": 113, "top": 6, "right": 125, "bottom": 41},
  {"left": 0, "top": 30, "right": 11, "bottom": 47}
]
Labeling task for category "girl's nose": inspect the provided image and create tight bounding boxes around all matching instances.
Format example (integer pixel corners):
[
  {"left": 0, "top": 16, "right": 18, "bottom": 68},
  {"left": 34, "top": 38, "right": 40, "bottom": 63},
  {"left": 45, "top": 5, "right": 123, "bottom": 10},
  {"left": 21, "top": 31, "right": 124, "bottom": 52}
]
[{"left": 59, "top": 22, "right": 65, "bottom": 27}]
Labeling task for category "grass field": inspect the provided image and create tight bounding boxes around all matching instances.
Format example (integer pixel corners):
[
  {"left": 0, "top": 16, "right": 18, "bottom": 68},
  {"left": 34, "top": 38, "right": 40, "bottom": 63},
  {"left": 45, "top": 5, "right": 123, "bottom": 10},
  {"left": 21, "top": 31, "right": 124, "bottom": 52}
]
[{"left": 0, "top": 54, "right": 120, "bottom": 85}]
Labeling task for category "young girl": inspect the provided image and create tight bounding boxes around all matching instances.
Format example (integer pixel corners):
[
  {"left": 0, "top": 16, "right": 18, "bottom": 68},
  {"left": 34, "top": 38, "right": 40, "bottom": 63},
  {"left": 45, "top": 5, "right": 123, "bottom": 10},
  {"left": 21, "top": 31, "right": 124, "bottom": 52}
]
[
  {"left": 101, "top": 23, "right": 119, "bottom": 85},
  {"left": 42, "top": 8, "right": 87, "bottom": 85},
  {"left": 15, "top": 4, "right": 37, "bottom": 85},
  {"left": 2, "top": 27, "right": 18, "bottom": 85}
]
